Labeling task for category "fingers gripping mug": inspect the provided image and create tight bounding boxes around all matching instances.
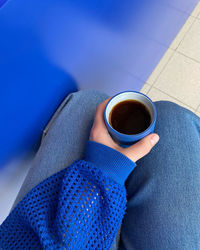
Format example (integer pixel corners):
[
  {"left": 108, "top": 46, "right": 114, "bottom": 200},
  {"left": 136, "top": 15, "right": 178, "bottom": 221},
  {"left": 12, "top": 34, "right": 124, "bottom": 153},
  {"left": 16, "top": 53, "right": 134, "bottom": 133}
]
[{"left": 104, "top": 91, "right": 157, "bottom": 145}]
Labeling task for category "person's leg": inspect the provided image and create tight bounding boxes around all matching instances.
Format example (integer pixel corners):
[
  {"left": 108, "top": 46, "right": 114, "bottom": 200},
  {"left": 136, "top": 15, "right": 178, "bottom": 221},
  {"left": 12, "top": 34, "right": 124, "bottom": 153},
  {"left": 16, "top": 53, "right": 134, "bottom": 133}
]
[
  {"left": 120, "top": 101, "right": 200, "bottom": 250},
  {"left": 13, "top": 89, "right": 108, "bottom": 208}
]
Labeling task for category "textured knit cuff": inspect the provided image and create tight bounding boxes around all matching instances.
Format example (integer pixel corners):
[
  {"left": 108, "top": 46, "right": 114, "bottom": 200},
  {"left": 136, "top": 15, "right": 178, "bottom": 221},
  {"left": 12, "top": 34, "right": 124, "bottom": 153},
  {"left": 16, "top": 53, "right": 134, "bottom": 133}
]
[{"left": 85, "top": 141, "right": 137, "bottom": 185}]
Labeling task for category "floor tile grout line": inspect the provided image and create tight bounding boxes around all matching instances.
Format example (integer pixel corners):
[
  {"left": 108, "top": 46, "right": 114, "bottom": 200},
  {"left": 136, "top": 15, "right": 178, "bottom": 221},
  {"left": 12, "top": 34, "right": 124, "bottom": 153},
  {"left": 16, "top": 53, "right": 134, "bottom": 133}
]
[
  {"left": 145, "top": 9, "right": 200, "bottom": 105},
  {"left": 190, "top": 9, "right": 200, "bottom": 19},
  {"left": 147, "top": 48, "right": 175, "bottom": 87},
  {"left": 191, "top": 14, "right": 200, "bottom": 19},
  {"left": 176, "top": 50, "right": 200, "bottom": 64},
  {"left": 190, "top": 1, "right": 200, "bottom": 18},
  {"left": 150, "top": 86, "right": 197, "bottom": 110},
  {"left": 146, "top": 86, "right": 152, "bottom": 95},
  {"left": 168, "top": 1, "right": 200, "bottom": 51},
  {"left": 146, "top": 48, "right": 175, "bottom": 87},
  {"left": 198, "top": 8, "right": 200, "bottom": 18},
  {"left": 145, "top": 13, "right": 198, "bottom": 90},
  {"left": 157, "top": 2, "right": 200, "bottom": 19},
  {"left": 196, "top": 104, "right": 200, "bottom": 112},
  {"left": 174, "top": 16, "right": 197, "bottom": 51}
]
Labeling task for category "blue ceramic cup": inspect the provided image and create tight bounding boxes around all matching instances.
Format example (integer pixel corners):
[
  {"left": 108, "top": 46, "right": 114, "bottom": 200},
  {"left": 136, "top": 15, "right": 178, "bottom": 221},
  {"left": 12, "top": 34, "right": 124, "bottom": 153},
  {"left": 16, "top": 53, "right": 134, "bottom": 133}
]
[{"left": 104, "top": 91, "right": 157, "bottom": 145}]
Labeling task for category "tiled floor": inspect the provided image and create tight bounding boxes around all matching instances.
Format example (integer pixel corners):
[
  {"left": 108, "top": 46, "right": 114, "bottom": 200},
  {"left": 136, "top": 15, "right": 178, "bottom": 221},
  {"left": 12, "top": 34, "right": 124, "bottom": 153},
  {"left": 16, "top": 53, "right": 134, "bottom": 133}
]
[{"left": 141, "top": 1, "right": 200, "bottom": 117}]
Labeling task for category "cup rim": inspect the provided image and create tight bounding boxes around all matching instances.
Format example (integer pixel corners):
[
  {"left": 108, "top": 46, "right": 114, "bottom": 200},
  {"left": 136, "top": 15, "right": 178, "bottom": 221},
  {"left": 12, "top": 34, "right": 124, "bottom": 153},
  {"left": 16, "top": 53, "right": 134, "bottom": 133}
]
[{"left": 104, "top": 90, "right": 157, "bottom": 138}]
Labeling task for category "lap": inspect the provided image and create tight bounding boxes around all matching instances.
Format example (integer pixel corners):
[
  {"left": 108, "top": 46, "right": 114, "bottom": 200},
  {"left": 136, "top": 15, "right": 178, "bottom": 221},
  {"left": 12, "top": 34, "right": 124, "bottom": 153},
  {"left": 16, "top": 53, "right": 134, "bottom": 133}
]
[
  {"left": 13, "top": 91, "right": 200, "bottom": 250},
  {"left": 120, "top": 101, "right": 200, "bottom": 250},
  {"left": 13, "top": 89, "right": 108, "bottom": 208}
]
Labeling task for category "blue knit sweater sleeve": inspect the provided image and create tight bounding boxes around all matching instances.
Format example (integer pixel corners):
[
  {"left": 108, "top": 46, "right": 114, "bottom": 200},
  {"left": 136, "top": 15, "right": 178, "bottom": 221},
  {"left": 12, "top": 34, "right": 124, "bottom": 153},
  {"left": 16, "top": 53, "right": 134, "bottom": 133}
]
[{"left": 0, "top": 141, "right": 136, "bottom": 249}]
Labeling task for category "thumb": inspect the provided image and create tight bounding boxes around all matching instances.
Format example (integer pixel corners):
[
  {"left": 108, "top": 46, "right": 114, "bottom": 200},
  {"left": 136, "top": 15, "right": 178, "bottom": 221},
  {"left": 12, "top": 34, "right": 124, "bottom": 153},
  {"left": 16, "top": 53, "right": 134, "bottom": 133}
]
[{"left": 122, "top": 133, "right": 160, "bottom": 162}]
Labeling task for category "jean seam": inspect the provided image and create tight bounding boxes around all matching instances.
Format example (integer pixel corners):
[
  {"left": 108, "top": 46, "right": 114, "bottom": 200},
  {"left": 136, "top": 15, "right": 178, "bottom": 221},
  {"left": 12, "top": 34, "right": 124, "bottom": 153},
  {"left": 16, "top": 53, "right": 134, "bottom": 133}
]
[{"left": 41, "top": 93, "right": 73, "bottom": 141}]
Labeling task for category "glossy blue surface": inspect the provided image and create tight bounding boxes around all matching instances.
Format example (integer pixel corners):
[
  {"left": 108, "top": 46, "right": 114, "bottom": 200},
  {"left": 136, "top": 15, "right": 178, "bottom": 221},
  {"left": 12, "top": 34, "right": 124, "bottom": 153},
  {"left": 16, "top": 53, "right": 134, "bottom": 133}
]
[
  {"left": 0, "top": 0, "right": 198, "bottom": 166},
  {"left": 0, "top": 0, "right": 7, "bottom": 8},
  {"left": 27, "top": 0, "right": 197, "bottom": 94},
  {"left": 0, "top": 1, "right": 78, "bottom": 166}
]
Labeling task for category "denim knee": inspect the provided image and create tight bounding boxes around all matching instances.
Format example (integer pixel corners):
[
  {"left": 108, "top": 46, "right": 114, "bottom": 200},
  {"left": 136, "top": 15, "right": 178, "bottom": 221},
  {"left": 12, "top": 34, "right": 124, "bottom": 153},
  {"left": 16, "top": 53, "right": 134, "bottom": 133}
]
[
  {"left": 155, "top": 100, "right": 196, "bottom": 123},
  {"left": 73, "top": 89, "right": 108, "bottom": 100}
]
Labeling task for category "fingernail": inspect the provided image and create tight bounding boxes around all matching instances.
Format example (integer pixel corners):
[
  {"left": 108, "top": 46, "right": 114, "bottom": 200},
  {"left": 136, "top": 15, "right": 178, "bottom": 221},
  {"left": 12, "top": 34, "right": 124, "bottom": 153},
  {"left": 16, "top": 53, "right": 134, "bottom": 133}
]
[{"left": 150, "top": 134, "right": 159, "bottom": 146}]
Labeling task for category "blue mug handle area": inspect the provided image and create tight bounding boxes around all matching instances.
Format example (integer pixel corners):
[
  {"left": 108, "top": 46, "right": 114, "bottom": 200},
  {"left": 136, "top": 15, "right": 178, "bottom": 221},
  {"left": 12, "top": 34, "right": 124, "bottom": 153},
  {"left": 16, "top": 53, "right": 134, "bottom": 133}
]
[{"left": 104, "top": 91, "right": 157, "bottom": 145}]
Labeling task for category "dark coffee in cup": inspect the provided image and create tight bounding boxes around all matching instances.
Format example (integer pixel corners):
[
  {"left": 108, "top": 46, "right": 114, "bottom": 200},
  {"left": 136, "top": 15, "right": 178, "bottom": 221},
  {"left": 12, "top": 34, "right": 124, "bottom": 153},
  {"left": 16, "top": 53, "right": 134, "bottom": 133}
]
[{"left": 109, "top": 100, "right": 151, "bottom": 135}]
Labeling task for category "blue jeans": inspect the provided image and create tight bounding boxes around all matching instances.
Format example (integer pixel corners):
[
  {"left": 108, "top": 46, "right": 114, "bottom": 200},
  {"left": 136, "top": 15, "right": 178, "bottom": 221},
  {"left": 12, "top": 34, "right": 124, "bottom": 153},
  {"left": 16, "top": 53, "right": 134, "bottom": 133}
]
[{"left": 13, "top": 90, "right": 200, "bottom": 249}]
